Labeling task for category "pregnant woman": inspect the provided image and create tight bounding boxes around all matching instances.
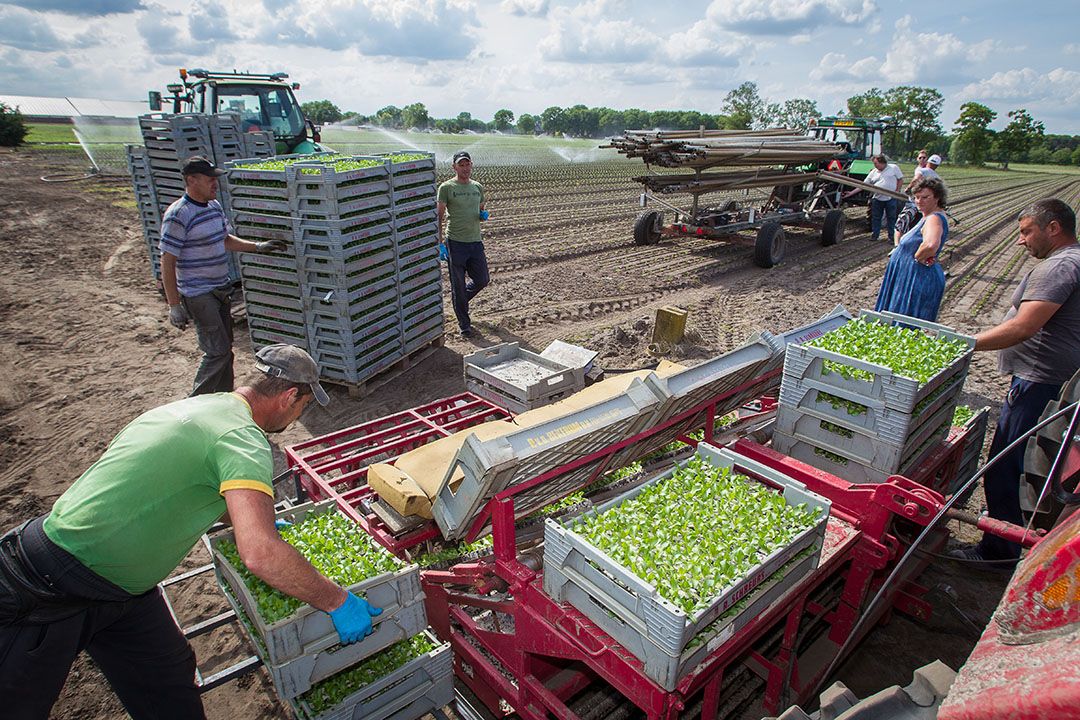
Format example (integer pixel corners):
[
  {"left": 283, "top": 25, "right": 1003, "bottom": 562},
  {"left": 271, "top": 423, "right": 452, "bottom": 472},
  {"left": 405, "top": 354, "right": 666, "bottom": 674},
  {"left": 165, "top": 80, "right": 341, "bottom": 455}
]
[{"left": 874, "top": 177, "right": 949, "bottom": 321}]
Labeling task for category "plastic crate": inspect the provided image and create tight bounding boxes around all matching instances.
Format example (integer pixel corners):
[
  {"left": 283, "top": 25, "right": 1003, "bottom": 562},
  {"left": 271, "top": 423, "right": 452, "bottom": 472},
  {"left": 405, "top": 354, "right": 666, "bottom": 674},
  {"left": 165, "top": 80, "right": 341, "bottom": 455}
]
[
  {"left": 781, "top": 310, "right": 975, "bottom": 415},
  {"left": 390, "top": 194, "right": 436, "bottom": 217},
  {"left": 949, "top": 406, "right": 991, "bottom": 495},
  {"left": 307, "top": 318, "right": 402, "bottom": 357},
  {"left": 464, "top": 343, "right": 585, "bottom": 414},
  {"left": 398, "top": 256, "right": 440, "bottom": 285},
  {"left": 250, "top": 326, "right": 308, "bottom": 349},
  {"left": 376, "top": 151, "right": 436, "bottom": 174},
  {"left": 289, "top": 630, "right": 453, "bottom": 720},
  {"left": 431, "top": 374, "right": 669, "bottom": 539},
  {"left": 295, "top": 224, "right": 395, "bottom": 257},
  {"left": 229, "top": 195, "right": 291, "bottom": 215},
  {"left": 301, "top": 276, "right": 398, "bottom": 317},
  {"left": 297, "top": 245, "right": 396, "bottom": 280},
  {"left": 402, "top": 313, "right": 444, "bottom": 345},
  {"left": 317, "top": 347, "right": 404, "bottom": 386},
  {"left": 291, "top": 178, "right": 391, "bottom": 204},
  {"left": 209, "top": 502, "right": 424, "bottom": 673},
  {"left": 542, "top": 444, "right": 830, "bottom": 690}
]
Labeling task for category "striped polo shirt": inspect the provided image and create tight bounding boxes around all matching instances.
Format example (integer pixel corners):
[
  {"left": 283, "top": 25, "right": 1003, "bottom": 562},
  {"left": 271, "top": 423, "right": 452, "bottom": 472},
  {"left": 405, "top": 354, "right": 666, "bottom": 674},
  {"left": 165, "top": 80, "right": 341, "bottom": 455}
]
[{"left": 160, "top": 195, "right": 232, "bottom": 297}]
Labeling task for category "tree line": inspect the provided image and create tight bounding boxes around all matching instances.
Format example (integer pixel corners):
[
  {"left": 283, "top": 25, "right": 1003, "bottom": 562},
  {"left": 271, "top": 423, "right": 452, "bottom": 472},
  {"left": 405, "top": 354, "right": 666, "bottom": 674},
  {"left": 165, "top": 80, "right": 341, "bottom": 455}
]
[{"left": 301, "top": 82, "right": 1080, "bottom": 168}]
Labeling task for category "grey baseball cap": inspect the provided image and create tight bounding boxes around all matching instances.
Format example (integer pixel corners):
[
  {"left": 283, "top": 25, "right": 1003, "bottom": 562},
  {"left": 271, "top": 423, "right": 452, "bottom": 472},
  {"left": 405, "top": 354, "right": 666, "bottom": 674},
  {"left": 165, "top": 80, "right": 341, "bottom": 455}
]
[{"left": 254, "top": 344, "right": 329, "bottom": 405}]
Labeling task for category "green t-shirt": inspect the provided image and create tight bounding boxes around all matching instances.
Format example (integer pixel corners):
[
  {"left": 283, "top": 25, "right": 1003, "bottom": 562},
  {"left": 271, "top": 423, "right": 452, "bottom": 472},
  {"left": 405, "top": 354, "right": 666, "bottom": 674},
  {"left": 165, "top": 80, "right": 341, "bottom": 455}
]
[
  {"left": 43, "top": 393, "right": 274, "bottom": 594},
  {"left": 438, "top": 178, "right": 484, "bottom": 243}
]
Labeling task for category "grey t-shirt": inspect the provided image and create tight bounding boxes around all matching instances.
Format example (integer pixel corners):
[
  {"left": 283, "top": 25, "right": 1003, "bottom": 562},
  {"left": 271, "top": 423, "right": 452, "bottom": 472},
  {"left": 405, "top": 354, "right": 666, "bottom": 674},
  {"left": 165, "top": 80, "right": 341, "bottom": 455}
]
[{"left": 998, "top": 243, "right": 1080, "bottom": 384}]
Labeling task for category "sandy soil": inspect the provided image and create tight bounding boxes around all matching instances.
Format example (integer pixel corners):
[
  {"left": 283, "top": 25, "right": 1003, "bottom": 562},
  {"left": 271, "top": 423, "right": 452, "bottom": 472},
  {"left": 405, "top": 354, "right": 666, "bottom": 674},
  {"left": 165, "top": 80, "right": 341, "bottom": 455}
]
[{"left": 2, "top": 146, "right": 1077, "bottom": 719}]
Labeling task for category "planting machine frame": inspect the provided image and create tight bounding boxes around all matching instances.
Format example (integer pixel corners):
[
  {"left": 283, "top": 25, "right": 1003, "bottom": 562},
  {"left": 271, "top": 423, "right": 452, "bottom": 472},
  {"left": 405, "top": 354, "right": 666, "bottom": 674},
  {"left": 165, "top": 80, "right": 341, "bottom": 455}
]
[{"left": 281, "top": 370, "right": 1037, "bottom": 719}]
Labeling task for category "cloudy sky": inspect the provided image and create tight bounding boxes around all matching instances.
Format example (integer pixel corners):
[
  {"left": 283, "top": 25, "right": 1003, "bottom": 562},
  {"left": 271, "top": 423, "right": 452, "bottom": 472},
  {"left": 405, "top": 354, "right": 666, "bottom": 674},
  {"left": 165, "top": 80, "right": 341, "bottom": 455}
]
[{"left": 1, "top": 0, "right": 1077, "bottom": 133}]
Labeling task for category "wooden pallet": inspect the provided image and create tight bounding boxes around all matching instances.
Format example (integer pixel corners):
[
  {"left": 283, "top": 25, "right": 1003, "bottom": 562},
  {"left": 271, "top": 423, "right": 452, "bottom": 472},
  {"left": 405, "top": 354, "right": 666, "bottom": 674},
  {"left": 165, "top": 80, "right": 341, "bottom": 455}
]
[{"left": 321, "top": 333, "right": 446, "bottom": 399}]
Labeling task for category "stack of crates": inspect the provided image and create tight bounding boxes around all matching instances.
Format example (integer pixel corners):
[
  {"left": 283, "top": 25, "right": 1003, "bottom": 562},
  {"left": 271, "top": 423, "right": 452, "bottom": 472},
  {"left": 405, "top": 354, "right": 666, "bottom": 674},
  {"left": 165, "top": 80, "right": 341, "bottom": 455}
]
[
  {"left": 772, "top": 310, "right": 976, "bottom": 483},
  {"left": 380, "top": 152, "right": 444, "bottom": 355},
  {"left": 124, "top": 145, "right": 163, "bottom": 280},
  {"left": 129, "top": 112, "right": 274, "bottom": 281},
  {"left": 225, "top": 152, "right": 445, "bottom": 388}
]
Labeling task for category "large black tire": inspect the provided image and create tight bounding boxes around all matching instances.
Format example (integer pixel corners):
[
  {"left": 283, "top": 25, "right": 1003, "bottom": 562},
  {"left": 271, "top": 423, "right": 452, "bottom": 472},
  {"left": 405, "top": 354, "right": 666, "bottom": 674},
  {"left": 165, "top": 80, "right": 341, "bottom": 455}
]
[
  {"left": 753, "top": 222, "right": 785, "bottom": 268},
  {"left": 821, "top": 209, "right": 846, "bottom": 246},
  {"left": 633, "top": 210, "right": 662, "bottom": 245}
]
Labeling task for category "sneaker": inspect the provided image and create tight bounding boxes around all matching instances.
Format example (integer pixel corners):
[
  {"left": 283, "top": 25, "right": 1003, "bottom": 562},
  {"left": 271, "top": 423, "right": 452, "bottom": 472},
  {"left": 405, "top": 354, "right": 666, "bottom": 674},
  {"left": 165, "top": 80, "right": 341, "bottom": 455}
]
[
  {"left": 945, "top": 543, "right": 1017, "bottom": 574},
  {"left": 460, "top": 326, "right": 474, "bottom": 338}
]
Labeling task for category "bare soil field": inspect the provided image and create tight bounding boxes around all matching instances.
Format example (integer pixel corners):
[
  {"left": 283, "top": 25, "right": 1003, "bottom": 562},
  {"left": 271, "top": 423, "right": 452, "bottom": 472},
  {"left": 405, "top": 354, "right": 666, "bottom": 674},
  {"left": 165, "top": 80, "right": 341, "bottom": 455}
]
[{"left": 2, "top": 145, "right": 1078, "bottom": 719}]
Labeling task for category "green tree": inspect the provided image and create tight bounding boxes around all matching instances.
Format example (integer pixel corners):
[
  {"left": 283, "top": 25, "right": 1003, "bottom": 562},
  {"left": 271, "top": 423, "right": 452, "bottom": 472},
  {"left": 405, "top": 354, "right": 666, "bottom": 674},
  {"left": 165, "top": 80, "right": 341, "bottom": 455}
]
[
  {"left": 492, "top": 108, "right": 514, "bottom": 132},
  {"left": 847, "top": 88, "right": 888, "bottom": 119},
  {"left": 540, "top": 106, "right": 566, "bottom": 135},
  {"left": 516, "top": 113, "right": 537, "bottom": 134},
  {"left": 401, "top": 102, "right": 430, "bottom": 130},
  {"left": 375, "top": 105, "right": 402, "bottom": 128},
  {"left": 996, "top": 108, "right": 1045, "bottom": 169},
  {"left": 300, "top": 100, "right": 342, "bottom": 125},
  {"left": 722, "top": 81, "right": 765, "bottom": 129},
  {"left": 953, "top": 102, "right": 997, "bottom": 166},
  {"left": 0, "top": 103, "right": 28, "bottom": 147},
  {"left": 764, "top": 98, "right": 821, "bottom": 132},
  {"left": 1052, "top": 147, "right": 1073, "bottom": 165},
  {"left": 1072, "top": 146, "right": 1080, "bottom": 167},
  {"left": 883, "top": 86, "right": 944, "bottom": 158}
]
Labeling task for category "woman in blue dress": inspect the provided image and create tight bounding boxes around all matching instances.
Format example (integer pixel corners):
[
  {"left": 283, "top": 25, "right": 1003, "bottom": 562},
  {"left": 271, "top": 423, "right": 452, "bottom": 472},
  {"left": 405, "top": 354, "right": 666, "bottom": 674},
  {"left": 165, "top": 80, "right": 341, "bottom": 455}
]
[{"left": 874, "top": 177, "right": 949, "bottom": 321}]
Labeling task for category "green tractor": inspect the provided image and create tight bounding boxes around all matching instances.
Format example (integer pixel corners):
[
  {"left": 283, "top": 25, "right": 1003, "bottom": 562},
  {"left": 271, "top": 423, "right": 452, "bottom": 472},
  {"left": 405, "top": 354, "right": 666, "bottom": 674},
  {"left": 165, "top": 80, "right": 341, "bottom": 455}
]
[
  {"left": 149, "top": 68, "right": 323, "bottom": 155},
  {"left": 808, "top": 115, "right": 893, "bottom": 211}
]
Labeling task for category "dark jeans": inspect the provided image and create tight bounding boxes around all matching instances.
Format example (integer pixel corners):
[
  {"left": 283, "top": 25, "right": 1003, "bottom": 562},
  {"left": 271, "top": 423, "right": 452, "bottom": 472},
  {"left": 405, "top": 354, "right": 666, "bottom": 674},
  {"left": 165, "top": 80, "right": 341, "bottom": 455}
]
[
  {"left": 870, "top": 198, "right": 899, "bottom": 241},
  {"left": 979, "top": 376, "right": 1063, "bottom": 562},
  {"left": 182, "top": 284, "right": 235, "bottom": 396},
  {"left": 0, "top": 517, "right": 204, "bottom": 719},
  {"left": 447, "top": 240, "right": 489, "bottom": 331}
]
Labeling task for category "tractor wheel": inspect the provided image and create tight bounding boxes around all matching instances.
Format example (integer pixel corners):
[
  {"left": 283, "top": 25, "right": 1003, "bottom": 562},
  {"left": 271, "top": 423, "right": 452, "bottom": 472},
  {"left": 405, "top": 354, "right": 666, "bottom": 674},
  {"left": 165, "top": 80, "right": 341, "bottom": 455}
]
[
  {"left": 821, "top": 209, "right": 846, "bottom": 246},
  {"left": 633, "top": 210, "right": 662, "bottom": 245},
  {"left": 754, "top": 222, "right": 786, "bottom": 268}
]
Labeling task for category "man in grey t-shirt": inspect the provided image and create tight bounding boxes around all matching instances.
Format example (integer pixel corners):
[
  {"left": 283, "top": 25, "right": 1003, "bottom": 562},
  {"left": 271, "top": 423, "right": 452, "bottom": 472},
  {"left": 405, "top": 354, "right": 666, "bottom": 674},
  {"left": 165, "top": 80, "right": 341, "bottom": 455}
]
[{"left": 950, "top": 199, "right": 1080, "bottom": 568}]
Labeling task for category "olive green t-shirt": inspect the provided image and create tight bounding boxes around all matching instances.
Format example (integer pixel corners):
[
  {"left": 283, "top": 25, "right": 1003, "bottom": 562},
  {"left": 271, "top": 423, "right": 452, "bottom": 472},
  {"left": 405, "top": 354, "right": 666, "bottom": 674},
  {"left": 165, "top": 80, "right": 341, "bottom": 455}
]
[
  {"left": 43, "top": 393, "right": 274, "bottom": 594},
  {"left": 438, "top": 178, "right": 484, "bottom": 243}
]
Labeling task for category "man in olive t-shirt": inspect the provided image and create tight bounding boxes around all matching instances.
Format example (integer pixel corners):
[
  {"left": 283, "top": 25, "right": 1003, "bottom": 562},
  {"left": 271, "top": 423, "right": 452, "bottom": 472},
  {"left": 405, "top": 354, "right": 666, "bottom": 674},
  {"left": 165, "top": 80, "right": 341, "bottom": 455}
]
[
  {"left": 437, "top": 151, "right": 488, "bottom": 337},
  {"left": 0, "top": 346, "right": 383, "bottom": 719},
  {"left": 950, "top": 199, "right": 1080, "bottom": 568}
]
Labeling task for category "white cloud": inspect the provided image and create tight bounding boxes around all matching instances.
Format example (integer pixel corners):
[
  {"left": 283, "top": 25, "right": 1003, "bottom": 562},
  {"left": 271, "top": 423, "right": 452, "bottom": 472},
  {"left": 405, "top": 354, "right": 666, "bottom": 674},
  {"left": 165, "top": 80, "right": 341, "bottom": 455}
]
[
  {"left": 5, "top": 0, "right": 143, "bottom": 15},
  {"left": 962, "top": 67, "right": 1080, "bottom": 107},
  {"left": 808, "top": 51, "right": 880, "bottom": 82},
  {"left": 878, "top": 15, "right": 1001, "bottom": 85},
  {"left": 1065, "top": 43, "right": 1080, "bottom": 55},
  {"left": 500, "top": 0, "right": 549, "bottom": 17},
  {"left": 706, "top": 0, "right": 877, "bottom": 35},
  {"left": 0, "top": 5, "right": 66, "bottom": 51}
]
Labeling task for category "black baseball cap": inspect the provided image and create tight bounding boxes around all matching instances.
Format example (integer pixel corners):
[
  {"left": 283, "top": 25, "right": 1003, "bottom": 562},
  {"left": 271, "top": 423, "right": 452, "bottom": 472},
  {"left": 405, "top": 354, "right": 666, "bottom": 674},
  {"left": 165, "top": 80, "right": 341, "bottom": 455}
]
[
  {"left": 452, "top": 151, "right": 472, "bottom": 164},
  {"left": 181, "top": 156, "right": 227, "bottom": 177}
]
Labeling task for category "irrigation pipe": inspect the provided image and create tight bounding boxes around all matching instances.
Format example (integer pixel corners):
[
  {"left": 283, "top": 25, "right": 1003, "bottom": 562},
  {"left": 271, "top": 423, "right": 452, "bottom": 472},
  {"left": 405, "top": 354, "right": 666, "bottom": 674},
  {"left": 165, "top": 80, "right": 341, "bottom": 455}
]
[{"left": 819, "top": 399, "right": 1080, "bottom": 687}]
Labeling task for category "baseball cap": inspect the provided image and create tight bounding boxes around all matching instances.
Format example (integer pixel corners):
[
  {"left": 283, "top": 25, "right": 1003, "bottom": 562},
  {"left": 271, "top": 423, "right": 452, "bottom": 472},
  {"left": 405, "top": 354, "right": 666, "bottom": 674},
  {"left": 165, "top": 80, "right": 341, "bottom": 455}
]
[
  {"left": 254, "top": 344, "right": 330, "bottom": 406},
  {"left": 928, "top": 154, "right": 943, "bottom": 165},
  {"left": 452, "top": 151, "right": 471, "bottom": 164},
  {"left": 181, "top": 156, "right": 227, "bottom": 177}
]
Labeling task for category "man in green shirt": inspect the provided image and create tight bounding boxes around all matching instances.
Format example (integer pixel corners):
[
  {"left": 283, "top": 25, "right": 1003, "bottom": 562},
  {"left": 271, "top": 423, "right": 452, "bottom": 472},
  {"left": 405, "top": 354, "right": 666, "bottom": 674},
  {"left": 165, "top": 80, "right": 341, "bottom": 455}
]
[
  {"left": 437, "top": 151, "right": 489, "bottom": 337},
  {"left": 0, "top": 345, "right": 381, "bottom": 719}
]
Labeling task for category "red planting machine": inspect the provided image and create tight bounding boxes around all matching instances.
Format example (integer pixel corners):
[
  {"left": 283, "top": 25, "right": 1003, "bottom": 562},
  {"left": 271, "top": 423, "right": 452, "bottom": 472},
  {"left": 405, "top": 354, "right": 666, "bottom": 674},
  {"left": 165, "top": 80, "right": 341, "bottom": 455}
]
[{"left": 282, "top": 308, "right": 1080, "bottom": 720}]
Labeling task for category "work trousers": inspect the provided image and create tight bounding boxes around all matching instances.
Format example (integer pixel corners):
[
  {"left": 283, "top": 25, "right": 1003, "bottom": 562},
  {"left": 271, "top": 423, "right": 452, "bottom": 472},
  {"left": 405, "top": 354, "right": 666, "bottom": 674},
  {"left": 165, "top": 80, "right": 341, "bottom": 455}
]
[
  {"left": 182, "top": 283, "right": 235, "bottom": 396},
  {"left": 0, "top": 517, "right": 204, "bottom": 719},
  {"left": 870, "top": 198, "right": 899, "bottom": 242},
  {"left": 447, "top": 240, "right": 490, "bottom": 332},
  {"left": 979, "top": 376, "right": 1063, "bottom": 562}
]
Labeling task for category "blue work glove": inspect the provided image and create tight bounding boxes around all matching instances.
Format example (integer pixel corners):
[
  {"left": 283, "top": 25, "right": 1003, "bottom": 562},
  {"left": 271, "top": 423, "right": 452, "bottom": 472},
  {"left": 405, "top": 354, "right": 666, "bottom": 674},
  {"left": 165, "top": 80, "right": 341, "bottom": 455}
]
[
  {"left": 168, "top": 304, "right": 189, "bottom": 330},
  {"left": 328, "top": 592, "right": 382, "bottom": 644},
  {"left": 478, "top": 209, "right": 489, "bottom": 221},
  {"left": 438, "top": 242, "right": 449, "bottom": 262},
  {"left": 274, "top": 519, "right": 292, "bottom": 531}
]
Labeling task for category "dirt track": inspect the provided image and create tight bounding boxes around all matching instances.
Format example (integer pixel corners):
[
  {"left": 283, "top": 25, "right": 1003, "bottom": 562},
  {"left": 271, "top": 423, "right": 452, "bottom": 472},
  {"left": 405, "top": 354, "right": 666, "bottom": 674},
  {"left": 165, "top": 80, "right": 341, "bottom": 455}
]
[{"left": 2, "top": 146, "right": 1078, "bottom": 718}]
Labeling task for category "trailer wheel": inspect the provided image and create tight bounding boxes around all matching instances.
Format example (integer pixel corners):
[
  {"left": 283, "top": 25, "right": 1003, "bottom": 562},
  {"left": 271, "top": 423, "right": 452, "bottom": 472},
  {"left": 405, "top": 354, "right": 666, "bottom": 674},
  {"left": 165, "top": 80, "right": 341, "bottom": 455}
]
[
  {"left": 633, "top": 210, "right": 662, "bottom": 245},
  {"left": 821, "top": 209, "right": 846, "bottom": 246},
  {"left": 754, "top": 222, "right": 785, "bottom": 268}
]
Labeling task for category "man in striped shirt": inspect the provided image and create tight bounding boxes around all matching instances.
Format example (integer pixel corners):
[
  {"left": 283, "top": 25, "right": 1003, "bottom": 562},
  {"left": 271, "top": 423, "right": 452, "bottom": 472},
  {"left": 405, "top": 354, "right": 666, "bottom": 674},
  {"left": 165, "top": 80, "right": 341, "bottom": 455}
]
[{"left": 161, "top": 156, "right": 284, "bottom": 395}]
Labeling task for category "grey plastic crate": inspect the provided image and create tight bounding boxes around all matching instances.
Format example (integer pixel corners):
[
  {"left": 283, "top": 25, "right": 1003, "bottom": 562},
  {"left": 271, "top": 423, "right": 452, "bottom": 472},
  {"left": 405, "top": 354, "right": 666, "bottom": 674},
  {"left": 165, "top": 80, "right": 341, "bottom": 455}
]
[
  {"left": 390, "top": 194, "right": 437, "bottom": 216},
  {"left": 432, "top": 374, "right": 669, "bottom": 539},
  {"left": 949, "top": 406, "right": 990, "bottom": 495},
  {"left": 249, "top": 315, "right": 307, "bottom": 339},
  {"left": 376, "top": 151, "right": 436, "bottom": 174},
  {"left": 209, "top": 501, "right": 424, "bottom": 675},
  {"left": 464, "top": 342, "right": 586, "bottom": 415},
  {"left": 403, "top": 326, "right": 444, "bottom": 355},
  {"left": 229, "top": 195, "right": 291, "bottom": 215},
  {"left": 782, "top": 310, "right": 975, "bottom": 415},
  {"left": 251, "top": 327, "right": 308, "bottom": 350},
  {"left": 308, "top": 321, "right": 402, "bottom": 358},
  {"left": 542, "top": 444, "right": 829, "bottom": 690},
  {"left": 317, "top": 346, "right": 404, "bottom": 386},
  {"left": 301, "top": 276, "right": 398, "bottom": 316},
  {"left": 289, "top": 629, "right": 453, "bottom": 720},
  {"left": 297, "top": 244, "right": 396, "bottom": 278}
]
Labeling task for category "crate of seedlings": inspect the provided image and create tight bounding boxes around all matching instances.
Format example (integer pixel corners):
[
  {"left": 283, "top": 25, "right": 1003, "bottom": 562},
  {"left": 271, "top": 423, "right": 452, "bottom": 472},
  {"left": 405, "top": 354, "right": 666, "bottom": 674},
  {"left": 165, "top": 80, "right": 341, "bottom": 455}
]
[
  {"left": 288, "top": 630, "right": 453, "bottom": 720},
  {"left": 209, "top": 501, "right": 426, "bottom": 697},
  {"left": 543, "top": 443, "right": 830, "bottom": 690}
]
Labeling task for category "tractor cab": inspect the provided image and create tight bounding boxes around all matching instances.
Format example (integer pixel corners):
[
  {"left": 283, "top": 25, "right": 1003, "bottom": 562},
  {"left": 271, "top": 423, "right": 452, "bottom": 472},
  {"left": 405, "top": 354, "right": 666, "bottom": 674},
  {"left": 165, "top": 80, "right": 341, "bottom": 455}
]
[
  {"left": 809, "top": 116, "right": 889, "bottom": 180},
  {"left": 151, "top": 68, "right": 321, "bottom": 155}
]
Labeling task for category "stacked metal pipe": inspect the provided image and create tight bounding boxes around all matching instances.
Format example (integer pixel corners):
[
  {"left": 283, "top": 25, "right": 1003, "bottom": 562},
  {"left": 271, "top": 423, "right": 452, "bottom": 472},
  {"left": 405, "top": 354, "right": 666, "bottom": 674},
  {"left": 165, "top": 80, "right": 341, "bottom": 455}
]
[{"left": 604, "top": 128, "right": 843, "bottom": 170}]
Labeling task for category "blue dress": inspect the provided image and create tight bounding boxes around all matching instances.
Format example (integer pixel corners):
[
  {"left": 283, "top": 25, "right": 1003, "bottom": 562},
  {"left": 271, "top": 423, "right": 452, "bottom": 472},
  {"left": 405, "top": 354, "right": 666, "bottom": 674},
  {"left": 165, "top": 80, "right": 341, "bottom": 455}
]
[{"left": 874, "top": 212, "right": 948, "bottom": 321}]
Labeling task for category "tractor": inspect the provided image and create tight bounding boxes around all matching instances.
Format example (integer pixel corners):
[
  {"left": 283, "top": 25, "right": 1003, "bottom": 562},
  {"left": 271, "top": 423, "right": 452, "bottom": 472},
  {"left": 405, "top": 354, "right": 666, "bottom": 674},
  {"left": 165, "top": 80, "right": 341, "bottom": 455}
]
[
  {"left": 808, "top": 116, "right": 892, "bottom": 207},
  {"left": 148, "top": 68, "right": 322, "bottom": 155}
]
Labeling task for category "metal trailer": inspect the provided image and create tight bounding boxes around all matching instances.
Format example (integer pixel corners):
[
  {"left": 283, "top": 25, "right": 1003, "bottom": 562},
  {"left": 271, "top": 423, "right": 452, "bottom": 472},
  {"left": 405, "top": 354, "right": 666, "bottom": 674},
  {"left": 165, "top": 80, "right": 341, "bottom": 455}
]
[
  {"left": 281, "top": 364, "right": 1046, "bottom": 720},
  {"left": 631, "top": 167, "right": 906, "bottom": 269}
]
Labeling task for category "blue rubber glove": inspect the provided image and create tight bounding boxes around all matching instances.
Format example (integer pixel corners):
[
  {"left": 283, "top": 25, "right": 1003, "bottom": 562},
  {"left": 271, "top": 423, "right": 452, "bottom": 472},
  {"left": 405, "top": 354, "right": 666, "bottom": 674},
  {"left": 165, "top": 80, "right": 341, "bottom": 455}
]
[
  {"left": 274, "top": 519, "right": 292, "bottom": 531},
  {"left": 438, "top": 242, "right": 449, "bottom": 262},
  {"left": 478, "top": 209, "right": 489, "bottom": 221},
  {"left": 328, "top": 592, "right": 382, "bottom": 644}
]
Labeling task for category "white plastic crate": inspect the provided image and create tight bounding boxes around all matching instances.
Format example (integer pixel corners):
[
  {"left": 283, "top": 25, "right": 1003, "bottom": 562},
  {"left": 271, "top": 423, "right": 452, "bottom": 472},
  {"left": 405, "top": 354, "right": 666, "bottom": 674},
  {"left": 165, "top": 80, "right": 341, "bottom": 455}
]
[
  {"left": 464, "top": 342, "right": 586, "bottom": 415},
  {"left": 208, "top": 501, "right": 424, "bottom": 669},
  {"left": 289, "top": 630, "right": 453, "bottom": 720},
  {"left": 542, "top": 444, "right": 830, "bottom": 690}
]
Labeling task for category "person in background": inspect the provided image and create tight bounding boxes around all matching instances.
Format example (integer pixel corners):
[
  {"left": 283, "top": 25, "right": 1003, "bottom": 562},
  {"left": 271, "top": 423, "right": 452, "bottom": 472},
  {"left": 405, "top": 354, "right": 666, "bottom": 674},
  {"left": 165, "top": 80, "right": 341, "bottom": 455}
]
[
  {"left": 897, "top": 153, "right": 944, "bottom": 238},
  {"left": 0, "top": 345, "right": 380, "bottom": 719},
  {"left": 950, "top": 199, "right": 1080, "bottom": 569},
  {"left": 863, "top": 154, "right": 904, "bottom": 243},
  {"left": 161, "top": 156, "right": 285, "bottom": 396},
  {"left": 437, "top": 151, "right": 489, "bottom": 338},
  {"left": 873, "top": 177, "right": 949, "bottom": 321}
]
